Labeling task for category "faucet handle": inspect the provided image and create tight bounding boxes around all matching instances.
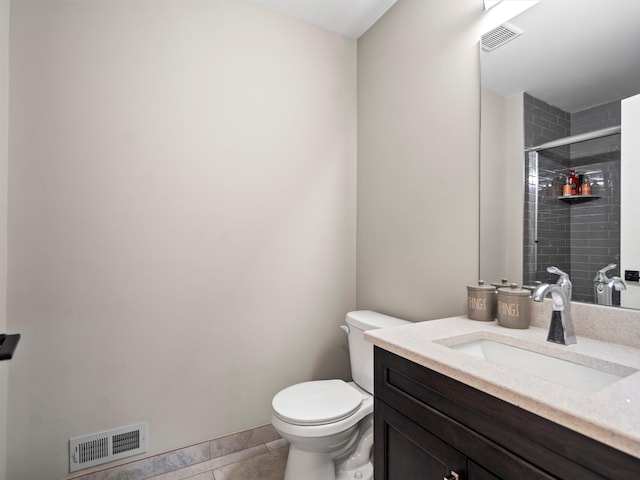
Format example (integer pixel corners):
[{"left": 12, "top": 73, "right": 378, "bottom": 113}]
[
  {"left": 547, "top": 266, "right": 569, "bottom": 278},
  {"left": 547, "top": 266, "right": 572, "bottom": 301},
  {"left": 594, "top": 263, "right": 618, "bottom": 283},
  {"left": 598, "top": 263, "right": 617, "bottom": 274}
]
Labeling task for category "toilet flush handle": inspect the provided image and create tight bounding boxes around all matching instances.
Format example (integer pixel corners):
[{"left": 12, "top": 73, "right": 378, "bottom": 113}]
[{"left": 340, "top": 325, "right": 349, "bottom": 334}]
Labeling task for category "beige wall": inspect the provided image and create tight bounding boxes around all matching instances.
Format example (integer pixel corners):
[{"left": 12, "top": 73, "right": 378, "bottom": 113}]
[
  {"left": 479, "top": 89, "right": 524, "bottom": 285},
  {"left": 356, "top": 0, "right": 483, "bottom": 321},
  {"left": 1, "top": 1, "right": 9, "bottom": 479},
  {"left": 5, "top": 0, "right": 487, "bottom": 478},
  {"left": 480, "top": 88, "right": 509, "bottom": 283},
  {"left": 504, "top": 92, "right": 525, "bottom": 284},
  {"left": 7, "top": 1, "right": 356, "bottom": 478}
]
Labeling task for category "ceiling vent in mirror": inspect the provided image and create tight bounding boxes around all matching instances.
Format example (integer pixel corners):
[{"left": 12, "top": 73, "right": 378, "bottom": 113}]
[{"left": 482, "top": 23, "right": 523, "bottom": 51}]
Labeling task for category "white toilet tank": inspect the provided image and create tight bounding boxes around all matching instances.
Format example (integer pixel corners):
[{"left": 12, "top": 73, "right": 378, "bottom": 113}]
[{"left": 345, "top": 310, "right": 410, "bottom": 394}]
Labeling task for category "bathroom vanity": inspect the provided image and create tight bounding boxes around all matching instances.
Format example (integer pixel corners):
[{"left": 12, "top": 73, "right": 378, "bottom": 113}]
[{"left": 366, "top": 315, "right": 640, "bottom": 479}]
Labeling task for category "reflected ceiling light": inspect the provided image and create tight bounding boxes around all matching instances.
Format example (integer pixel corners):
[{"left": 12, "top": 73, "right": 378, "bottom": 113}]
[
  {"left": 484, "top": 0, "right": 503, "bottom": 11},
  {"left": 481, "top": 0, "right": 539, "bottom": 35}
]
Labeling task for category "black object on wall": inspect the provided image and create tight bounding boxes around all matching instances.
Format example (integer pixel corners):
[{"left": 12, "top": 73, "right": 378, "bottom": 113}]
[{"left": 0, "top": 333, "right": 21, "bottom": 361}]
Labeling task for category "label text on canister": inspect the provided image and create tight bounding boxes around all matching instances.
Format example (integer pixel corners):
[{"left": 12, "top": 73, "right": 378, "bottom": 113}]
[
  {"left": 498, "top": 300, "right": 519, "bottom": 317},
  {"left": 468, "top": 297, "right": 486, "bottom": 311}
]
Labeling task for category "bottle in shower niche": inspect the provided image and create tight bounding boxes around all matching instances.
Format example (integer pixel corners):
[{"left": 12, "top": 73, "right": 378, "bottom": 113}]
[
  {"left": 581, "top": 175, "right": 591, "bottom": 195},
  {"left": 563, "top": 176, "right": 572, "bottom": 196},
  {"left": 569, "top": 169, "right": 579, "bottom": 196},
  {"left": 578, "top": 174, "right": 584, "bottom": 194}
]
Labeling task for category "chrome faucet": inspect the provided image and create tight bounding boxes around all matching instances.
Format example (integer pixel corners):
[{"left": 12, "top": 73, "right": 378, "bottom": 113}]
[
  {"left": 533, "top": 265, "right": 576, "bottom": 344},
  {"left": 594, "top": 263, "right": 626, "bottom": 306},
  {"left": 532, "top": 283, "right": 577, "bottom": 345}
]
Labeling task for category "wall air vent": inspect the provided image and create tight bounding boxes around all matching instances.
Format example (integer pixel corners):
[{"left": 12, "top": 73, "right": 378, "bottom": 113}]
[
  {"left": 482, "top": 23, "right": 523, "bottom": 51},
  {"left": 69, "top": 422, "right": 148, "bottom": 473}
]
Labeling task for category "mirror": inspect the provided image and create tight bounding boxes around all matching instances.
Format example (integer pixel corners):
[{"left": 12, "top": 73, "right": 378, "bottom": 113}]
[{"left": 480, "top": 0, "right": 640, "bottom": 309}]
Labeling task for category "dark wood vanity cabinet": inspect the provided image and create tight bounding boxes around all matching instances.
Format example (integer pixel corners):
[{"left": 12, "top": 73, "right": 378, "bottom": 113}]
[{"left": 374, "top": 347, "right": 640, "bottom": 480}]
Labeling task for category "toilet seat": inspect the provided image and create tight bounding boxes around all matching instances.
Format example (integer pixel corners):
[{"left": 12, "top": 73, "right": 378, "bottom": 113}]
[{"left": 272, "top": 380, "right": 363, "bottom": 426}]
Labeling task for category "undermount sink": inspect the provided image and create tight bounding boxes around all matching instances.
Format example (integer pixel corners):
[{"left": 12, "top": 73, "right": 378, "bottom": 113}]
[{"left": 448, "top": 338, "right": 634, "bottom": 392}]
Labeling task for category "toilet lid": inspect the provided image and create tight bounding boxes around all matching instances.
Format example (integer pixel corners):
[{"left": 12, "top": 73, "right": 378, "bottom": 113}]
[{"left": 272, "top": 380, "right": 363, "bottom": 426}]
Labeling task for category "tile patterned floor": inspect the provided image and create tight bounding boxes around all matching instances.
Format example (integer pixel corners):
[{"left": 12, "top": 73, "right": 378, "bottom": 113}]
[{"left": 147, "top": 438, "right": 288, "bottom": 480}]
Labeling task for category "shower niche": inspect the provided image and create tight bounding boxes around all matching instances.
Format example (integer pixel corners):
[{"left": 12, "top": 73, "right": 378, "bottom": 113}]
[{"left": 523, "top": 94, "right": 621, "bottom": 305}]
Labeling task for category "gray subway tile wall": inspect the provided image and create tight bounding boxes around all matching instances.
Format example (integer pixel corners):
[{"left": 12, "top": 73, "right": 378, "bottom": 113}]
[
  {"left": 523, "top": 93, "right": 571, "bottom": 286},
  {"left": 523, "top": 93, "right": 621, "bottom": 304}
]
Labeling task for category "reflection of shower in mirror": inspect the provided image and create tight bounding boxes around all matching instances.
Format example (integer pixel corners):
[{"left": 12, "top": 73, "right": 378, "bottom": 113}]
[
  {"left": 479, "top": 0, "right": 640, "bottom": 310},
  {"left": 522, "top": 93, "right": 622, "bottom": 305}
]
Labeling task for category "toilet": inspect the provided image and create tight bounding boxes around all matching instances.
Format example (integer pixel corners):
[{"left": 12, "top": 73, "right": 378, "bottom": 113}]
[{"left": 271, "top": 310, "right": 410, "bottom": 480}]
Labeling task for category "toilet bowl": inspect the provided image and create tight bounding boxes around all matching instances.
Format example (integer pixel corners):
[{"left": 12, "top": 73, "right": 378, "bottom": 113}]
[
  {"left": 271, "top": 311, "right": 410, "bottom": 480},
  {"left": 272, "top": 380, "right": 373, "bottom": 480}
]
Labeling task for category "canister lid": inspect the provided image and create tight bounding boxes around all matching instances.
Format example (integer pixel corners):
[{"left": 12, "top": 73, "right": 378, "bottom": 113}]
[
  {"left": 497, "top": 283, "right": 530, "bottom": 296},
  {"left": 467, "top": 280, "right": 496, "bottom": 291},
  {"left": 491, "top": 278, "right": 510, "bottom": 289}
]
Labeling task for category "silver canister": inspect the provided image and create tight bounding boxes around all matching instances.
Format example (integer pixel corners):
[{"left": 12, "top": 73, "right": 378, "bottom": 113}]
[
  {"left": 467, "top": 280, "right": 496, "bottom": 321},
  {"left": 496, "top": 283, "right": 531, "bottom": 329}
]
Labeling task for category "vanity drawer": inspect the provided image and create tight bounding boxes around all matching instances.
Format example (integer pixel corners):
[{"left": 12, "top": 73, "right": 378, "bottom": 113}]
[{"left": 374, "top": 346, "right": 640, "bottom": 479}]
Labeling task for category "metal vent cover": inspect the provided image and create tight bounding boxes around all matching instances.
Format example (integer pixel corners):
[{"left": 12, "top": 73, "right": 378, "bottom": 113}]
[
  {"left": 482, "top": 23, "right": 523, "bottom": 51},
  {"left": 69, "top": 422, "right": 148, "bottom": 473}
]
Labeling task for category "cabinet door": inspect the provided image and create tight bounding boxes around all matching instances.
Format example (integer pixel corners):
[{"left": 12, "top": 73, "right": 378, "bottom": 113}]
[{"left": 375, "top": 399, "right": 465, "bottom": 480}]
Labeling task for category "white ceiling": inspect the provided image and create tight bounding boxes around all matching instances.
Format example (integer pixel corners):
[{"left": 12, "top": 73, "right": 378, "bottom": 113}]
[
  {"left": 482, "top": 0, "right": 640, "bottom": 112},
  {"left": 254, "top": 0, "right": 397, "bottom": 38}
]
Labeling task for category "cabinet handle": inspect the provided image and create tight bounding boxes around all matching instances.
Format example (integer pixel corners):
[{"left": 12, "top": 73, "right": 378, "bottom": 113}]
[{"left": 444, "top": 471, "right": 460, "bottom": 480}]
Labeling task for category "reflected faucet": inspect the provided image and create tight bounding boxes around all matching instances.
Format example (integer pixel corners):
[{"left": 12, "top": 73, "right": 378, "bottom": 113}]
[
  {"left": 594, "top": 263, "right": 626, "bottom": 306},
  {"left": 532, "top": 279, "right": 577, "bottom": 346}
]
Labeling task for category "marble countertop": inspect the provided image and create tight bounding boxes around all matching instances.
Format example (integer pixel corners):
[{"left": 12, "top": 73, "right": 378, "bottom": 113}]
[{"left": 365, "top": 316, "right": 640, "bottom": 459}]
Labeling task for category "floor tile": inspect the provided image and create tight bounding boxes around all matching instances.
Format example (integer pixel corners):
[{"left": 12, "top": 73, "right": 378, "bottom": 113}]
[
  {"left": 148, "top": 445, "right": 268, "bottom": 480},
  {"left": 183, "top": 472, "right": 215, "bottom": 480},
  {"left": 212, "top": 448, "right": 287, "bottom": 480},
  {"left": 265, "top": 438, "right": 288, "bottom": 452}
]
